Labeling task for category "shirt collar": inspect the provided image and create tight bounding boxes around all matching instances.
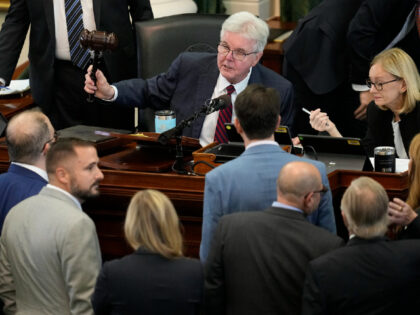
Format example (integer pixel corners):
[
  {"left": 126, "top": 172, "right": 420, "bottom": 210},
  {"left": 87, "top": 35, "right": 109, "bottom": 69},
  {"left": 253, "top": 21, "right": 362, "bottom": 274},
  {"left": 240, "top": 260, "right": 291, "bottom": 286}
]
[
  {"left": 46, "top": 184, "right": 82, "bottom": 210},
  {"left": 246, "top": 140, "right": 279, "bottom": 150},
  {"left": 217, "top": 67, "right": 253, "bottom": 97},
  {"left": 272, "top": 201, "right": 304, "bottom": 214},
  {"left": 12, "top": 162, "right": 49, "bottom": 182}
]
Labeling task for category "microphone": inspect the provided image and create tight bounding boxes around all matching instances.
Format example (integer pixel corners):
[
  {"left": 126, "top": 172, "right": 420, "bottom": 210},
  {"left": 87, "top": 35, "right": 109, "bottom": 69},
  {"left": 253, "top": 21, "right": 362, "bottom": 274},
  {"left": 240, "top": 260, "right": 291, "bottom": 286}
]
[
  {"left": 158, "top": 94, "right": 231, "bottom": 145},
  {"left": 206, "top": 94, "right": 231, "bottom": 114}
]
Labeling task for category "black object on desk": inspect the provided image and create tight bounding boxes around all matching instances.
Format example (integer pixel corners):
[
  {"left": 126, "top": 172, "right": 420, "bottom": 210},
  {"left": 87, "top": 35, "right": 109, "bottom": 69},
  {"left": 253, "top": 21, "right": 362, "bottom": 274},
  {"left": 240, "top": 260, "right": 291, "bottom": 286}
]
[{"left": 298, "top": 134, "right": 372, "bottom": 173}]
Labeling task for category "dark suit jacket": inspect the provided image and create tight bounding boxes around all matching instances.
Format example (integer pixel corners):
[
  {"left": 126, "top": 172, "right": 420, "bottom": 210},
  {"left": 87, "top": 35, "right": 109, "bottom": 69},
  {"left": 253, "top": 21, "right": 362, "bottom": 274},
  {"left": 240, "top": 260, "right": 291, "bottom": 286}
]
[
  {"left": 204, "top": 206, "right": 344, "bottom": 315},
  {"left": 0, "top": 163, "right": 47, "bottom": 233},
  {"left": 363, "top": 101, "right": 420, "bottom": 156},
  {"left": 114, "top": 52, "right": 295, "bottom": 138},
  {"left": 348, "top": 0, "right": 419, "bottom": 84},
  {"left": 302, "top": 237, "right": 420, "bottom": 315},
  {"left": 0, "top": 0, "right": 153, "bottom": 116},
  {"left": 92, "top": 248, "right": 203, "bottom": 315},
  {"left": 283, "top": 0, "right": 365, "bottom": 94}
]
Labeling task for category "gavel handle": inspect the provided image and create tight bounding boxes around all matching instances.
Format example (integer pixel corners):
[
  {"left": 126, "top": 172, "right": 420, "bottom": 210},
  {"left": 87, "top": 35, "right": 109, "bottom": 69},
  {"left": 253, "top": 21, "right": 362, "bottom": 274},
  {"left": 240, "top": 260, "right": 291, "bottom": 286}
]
[{"left": 87, "top": 50, "right": 100, "bottom": 103}]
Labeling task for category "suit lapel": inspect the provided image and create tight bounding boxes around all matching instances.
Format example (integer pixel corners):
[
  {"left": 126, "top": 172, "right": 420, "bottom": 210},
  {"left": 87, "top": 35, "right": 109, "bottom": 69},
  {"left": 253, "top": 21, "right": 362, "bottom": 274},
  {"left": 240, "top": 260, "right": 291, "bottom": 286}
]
[
  {"left": 43, "top": 0, "right": 55, "bottom": 42},
  {"left": 93, "top": 0, "right": 101, "bottom": 27},
  {"left": 192, "top": 56, "right": 219, "bottom": 138},
  {"left": 248, "top": 64, "right": 262, "bottom": 84}
]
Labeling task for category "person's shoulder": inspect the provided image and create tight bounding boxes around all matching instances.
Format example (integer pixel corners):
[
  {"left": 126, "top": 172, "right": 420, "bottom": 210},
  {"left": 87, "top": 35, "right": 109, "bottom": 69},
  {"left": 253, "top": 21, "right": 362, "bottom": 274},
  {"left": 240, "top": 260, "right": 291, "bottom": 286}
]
[
  {"left": 253, "top": 63, "right": 292, "bottom": 86},
  {"left": 177, "top": 51, "right": 216, "bottom": 64}
]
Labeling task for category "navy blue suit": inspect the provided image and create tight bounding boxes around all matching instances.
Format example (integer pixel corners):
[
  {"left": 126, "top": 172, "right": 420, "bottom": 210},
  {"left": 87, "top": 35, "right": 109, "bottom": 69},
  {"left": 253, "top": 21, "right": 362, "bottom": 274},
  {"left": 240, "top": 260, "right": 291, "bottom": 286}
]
[
  {"left": 0, "top": 164, "right": 47, "bottom": 233},
  {"left": 114, "top": 52, "right": 295, "bottom": 138}
]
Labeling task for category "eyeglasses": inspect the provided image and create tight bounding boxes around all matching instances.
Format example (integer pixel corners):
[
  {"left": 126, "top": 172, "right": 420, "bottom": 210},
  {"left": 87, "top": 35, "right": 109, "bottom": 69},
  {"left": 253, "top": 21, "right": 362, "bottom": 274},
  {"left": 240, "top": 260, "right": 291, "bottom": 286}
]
[
  {"left": 41, "top": 131, "right": 58, "bottom": 152},
  {"left": 366, "top": 78, "right": 400, "bottom": 91},
  {"left": 217, "top": 44, "right": 257, "bottom": 61},
  {"left": 313, "top": 185, "right": 328, "bottom": 196}
]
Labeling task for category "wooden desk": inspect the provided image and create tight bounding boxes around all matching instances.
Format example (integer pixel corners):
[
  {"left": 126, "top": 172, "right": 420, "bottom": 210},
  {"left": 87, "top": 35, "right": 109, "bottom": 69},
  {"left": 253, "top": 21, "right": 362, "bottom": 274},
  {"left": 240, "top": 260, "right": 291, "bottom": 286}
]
[
  {"left": 0, "top": 141, "right": 408, "bottom": 260},
  {"left": 0, "top": 61, "right": 34, "bottom": 119}
]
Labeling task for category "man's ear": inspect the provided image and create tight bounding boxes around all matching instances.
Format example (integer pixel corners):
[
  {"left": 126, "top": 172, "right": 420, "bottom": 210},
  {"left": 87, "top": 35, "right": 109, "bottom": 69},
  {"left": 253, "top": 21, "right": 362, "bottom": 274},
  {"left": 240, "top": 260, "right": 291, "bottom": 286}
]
[
  {"left": 302, "top": 191, "right": 314, "bottom": 213},
  {"left": 276, "top": 115, "right": 281, "bottom": 129},
  {"left": 55, "top": 167, "right": 70, "bottom": 185},
  {"left": 234, "top": 117, "right": 243, "bottom": 134},
  {"left": 251, "top": 51, "right": 263, "bottom": 67}
]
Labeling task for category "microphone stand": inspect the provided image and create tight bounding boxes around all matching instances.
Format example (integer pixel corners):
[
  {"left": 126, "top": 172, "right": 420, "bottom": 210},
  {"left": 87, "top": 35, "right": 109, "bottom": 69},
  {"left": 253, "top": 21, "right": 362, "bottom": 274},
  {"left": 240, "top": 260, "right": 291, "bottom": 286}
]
[
  {"left": 158, "top": 107, "right": 206, "bottom": 174},
  {"left": 158, "top": 99, "right": 225, "bottom": 174}
]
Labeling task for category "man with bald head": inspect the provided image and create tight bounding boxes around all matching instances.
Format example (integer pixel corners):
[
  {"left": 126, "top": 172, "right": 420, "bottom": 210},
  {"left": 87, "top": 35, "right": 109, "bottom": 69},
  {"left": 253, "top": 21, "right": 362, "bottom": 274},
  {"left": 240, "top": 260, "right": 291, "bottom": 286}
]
[
  {"left": 204, "top": 161, "right": 344, "bottom": 315},
  {"left": 0, "top": 109, "right": 55, "bottom": 232},
  {"left": 0, "top": 138, "right": 103, "bottom": 314}
]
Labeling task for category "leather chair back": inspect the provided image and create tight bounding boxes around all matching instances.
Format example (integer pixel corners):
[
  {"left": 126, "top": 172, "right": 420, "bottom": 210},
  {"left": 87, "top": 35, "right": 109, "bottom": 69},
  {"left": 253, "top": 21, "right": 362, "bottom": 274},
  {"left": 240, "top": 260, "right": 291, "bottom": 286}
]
[{"left": 134, "top": 13, "right": 228, "bottom": 131}]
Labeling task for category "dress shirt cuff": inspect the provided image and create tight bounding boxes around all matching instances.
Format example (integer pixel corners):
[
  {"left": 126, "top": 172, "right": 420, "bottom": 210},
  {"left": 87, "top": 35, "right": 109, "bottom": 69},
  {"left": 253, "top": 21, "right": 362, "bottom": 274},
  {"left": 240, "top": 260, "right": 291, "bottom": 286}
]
[
  {"left": 102, "top": 85, "right": 118, "bottom": 102},
  {"left": 352, "top": 84, "right": 370, "bottom": 92},
  {"left": 0, "top": 77, "right": 6, "bottom": 86}
]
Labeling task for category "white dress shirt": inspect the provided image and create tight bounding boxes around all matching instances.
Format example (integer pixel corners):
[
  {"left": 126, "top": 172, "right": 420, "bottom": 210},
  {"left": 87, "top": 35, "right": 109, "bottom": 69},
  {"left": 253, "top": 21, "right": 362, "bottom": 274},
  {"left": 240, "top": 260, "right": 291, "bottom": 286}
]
[{"left": 54, "top": 0, "right": 97, "bottom": 60}]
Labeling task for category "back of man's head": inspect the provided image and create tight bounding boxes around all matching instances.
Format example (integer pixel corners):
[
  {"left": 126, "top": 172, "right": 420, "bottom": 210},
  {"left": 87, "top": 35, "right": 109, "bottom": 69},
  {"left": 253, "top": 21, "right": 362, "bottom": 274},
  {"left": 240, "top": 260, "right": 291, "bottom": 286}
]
[
  {"left": 46, "top": 138, "right": 94, "bottom": 177},
  {"left": 341, "top": 177, "right": 389, "bottom": 238},
  {"left": 6, "top": 109, "right": 53, "bottom": 164},
  {"left": 235, "top": 84, "right": 280, "bottom": 140},
  {"left": 276, "top": 161, "right": 322, "bottom": 213}
]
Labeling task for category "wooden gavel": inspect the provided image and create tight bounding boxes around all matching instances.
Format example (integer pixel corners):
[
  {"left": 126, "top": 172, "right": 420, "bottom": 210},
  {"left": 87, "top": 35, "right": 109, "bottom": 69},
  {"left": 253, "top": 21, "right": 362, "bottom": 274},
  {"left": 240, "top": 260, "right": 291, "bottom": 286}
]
[{"left": 80, "top": 29, "right": 118, "bottom": 102}]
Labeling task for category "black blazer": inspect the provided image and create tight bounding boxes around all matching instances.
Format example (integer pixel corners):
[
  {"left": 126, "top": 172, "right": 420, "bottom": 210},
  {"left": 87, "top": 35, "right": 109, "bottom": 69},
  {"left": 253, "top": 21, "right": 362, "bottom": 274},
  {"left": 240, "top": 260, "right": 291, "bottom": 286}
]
[
  {"left": 348, "top": 0, "right": 419, "bottom": 84},
  {"left": 92, "top": 248, "right": 203, "bottom": 315},
  {"left": 283, "top": 0, "right": 365, "bottom": 94},
  {"left": 302, "top": 237, "right": 420, "bottom": 315},
  {"left": 204, "top": 207, "right": 344, "bottom": 315},
  {"left": 363, "top": 101, "right": 420, "bottom": 156},
  {"left": 0, "top": 0, "right": 153, "bottom": 116}
]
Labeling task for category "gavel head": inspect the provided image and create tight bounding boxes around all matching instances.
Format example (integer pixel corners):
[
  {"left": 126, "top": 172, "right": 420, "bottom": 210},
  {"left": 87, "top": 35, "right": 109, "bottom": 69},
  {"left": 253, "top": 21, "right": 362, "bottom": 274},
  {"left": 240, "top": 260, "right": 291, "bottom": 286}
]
[{"left": 80, "top": 29, "right": 118, "bottom": 51}]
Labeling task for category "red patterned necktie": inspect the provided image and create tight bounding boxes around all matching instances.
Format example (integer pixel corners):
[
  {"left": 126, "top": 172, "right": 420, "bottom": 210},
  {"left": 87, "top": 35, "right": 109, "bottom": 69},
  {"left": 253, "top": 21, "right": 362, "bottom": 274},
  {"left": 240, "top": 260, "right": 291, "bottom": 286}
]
[{"left": 214, "top": 85, "right": 235, "bottom": 143}]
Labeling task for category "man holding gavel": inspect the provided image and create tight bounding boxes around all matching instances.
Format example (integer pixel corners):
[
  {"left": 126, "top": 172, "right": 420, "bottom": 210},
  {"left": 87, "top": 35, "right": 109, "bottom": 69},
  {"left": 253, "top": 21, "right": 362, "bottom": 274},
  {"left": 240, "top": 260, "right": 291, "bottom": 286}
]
[{"left": 0, "top": 0, "right": 153, "bottom": 130}]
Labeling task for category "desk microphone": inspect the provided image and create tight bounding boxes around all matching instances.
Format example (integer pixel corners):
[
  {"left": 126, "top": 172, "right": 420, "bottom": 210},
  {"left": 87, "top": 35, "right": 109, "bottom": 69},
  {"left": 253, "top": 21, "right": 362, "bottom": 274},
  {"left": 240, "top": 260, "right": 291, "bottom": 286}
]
[{"left": 158, "top": 94, "right": 231, "bottom": 145}]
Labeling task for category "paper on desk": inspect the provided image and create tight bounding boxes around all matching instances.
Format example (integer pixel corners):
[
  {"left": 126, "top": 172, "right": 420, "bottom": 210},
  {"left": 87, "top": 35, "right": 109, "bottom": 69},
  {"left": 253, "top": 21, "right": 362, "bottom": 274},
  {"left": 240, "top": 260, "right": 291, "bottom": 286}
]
[
  {"left": 369, "top": 157, "right": 410, "bottom": 173},
  {"left": 0, "top": 79, "right": 30, "bottom": 96}
]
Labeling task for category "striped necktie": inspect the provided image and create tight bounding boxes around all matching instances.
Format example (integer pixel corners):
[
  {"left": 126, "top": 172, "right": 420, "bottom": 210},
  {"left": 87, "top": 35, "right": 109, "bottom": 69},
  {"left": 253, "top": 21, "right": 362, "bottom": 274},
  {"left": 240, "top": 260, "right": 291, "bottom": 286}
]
[
  {"left": 65, "top": 0, "right": 90, "bottom": 70},
  {"left": 214, "top": 85, "right": 235, "bottom": 144}
]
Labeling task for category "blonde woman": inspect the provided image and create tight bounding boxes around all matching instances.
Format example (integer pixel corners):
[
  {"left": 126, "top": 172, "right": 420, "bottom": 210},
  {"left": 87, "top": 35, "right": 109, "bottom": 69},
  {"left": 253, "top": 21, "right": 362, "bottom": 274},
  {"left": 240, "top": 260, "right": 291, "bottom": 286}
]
[
  {"left": 92, "top": 189, "right": 203, "bottom": 314},
  {"left": 388, "top": 133, "right": 420, "bottom": 239},
  {"left": 309, "top": 47, "right": 420, "bottom": 157}
]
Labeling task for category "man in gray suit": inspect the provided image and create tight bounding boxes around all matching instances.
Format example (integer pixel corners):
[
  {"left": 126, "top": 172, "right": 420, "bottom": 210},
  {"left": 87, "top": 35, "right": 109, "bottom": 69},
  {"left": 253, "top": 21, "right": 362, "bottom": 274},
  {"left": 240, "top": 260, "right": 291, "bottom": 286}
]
[
  {"left": 200, "top": 84, "right": 336, "bottom": 261},
  {"left": 0, "top": 138, "right": 103, "bottom": 314},
  {"left": 204, "top": 161, "right": 344, "bottom": 315}
]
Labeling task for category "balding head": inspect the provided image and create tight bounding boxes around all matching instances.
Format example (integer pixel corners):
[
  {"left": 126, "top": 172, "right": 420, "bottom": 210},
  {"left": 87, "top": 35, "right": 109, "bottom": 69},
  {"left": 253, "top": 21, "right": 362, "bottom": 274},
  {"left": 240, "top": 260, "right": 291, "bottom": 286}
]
[
  {"left": 276, "top": 161, "right": 324, "bottom": 214},
  {"left": 341, "top": 177, "right": 389, "bottom": 238},
  {"left": 6, "top": 109, "right": 54, "bottom": 165}
]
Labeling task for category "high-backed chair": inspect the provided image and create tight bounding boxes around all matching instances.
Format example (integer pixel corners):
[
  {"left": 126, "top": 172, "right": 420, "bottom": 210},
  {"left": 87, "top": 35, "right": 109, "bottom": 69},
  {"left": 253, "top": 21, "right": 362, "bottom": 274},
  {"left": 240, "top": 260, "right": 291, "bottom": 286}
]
[{"left": 134, "top": 13, "right": 228, "bottom": 131}]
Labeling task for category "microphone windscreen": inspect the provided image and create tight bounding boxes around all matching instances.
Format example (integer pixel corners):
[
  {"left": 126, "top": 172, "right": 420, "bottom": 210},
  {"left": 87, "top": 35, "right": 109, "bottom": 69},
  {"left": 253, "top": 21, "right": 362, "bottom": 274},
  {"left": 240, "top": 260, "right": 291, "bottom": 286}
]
[{"left": 216, "top": 94, "right": 231, "bottom": 110}]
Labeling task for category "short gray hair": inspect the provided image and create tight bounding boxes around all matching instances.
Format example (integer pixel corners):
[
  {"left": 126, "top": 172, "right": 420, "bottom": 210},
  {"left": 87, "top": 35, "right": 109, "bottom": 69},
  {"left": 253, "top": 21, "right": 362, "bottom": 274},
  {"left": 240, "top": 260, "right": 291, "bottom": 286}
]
[
  {"left": 341, "top": 177, "right": 389, "bottom": 238},
  {"left": 221, "top": 11, "right": 269, "bottom": 52}
]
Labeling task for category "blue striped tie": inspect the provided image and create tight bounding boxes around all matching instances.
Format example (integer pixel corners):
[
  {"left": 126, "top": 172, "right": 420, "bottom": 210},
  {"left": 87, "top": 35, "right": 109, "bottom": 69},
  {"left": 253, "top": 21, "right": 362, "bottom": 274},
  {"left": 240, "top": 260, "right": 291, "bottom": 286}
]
[
  {"left": 214, "top": 85, "right": 235, "bottom": 143},
  {"left": 65, "top": 0, "right": 90, "bottom": 69}
]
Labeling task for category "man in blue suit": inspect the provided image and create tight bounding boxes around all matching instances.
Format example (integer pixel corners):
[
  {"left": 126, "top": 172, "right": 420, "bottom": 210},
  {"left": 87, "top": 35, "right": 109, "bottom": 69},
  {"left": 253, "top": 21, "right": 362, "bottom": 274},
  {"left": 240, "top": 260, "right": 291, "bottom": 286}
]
[
  {"left": 200, "top": 84, "right": 336, "bottom": 261},
  {"left": 84, "top": 11, "right": 294, "bottom": 147},
  {"left": 0, "top": 109, "right": 55, "bottom": 232}
]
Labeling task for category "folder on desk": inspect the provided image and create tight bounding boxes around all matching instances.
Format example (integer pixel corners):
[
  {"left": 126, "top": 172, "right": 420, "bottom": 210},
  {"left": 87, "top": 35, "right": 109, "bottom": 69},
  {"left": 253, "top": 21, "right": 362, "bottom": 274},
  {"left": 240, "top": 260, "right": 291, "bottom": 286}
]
[{"left": 298, "top": 134, "right": 372, "bottom": 173}]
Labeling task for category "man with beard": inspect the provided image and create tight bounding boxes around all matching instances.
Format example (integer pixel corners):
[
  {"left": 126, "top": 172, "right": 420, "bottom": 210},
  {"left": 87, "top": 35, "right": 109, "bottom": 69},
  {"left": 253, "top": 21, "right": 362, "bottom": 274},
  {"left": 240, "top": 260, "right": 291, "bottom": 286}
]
[{"left": 0, "top": 138, "right": 103, "bottom": 314}]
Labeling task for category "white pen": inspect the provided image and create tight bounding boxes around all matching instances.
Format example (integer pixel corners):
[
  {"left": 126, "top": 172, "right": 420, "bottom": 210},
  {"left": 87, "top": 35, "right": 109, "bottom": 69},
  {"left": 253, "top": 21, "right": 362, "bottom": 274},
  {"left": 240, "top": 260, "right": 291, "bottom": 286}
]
[
  {"left": 302, "top": 107, "right": 311, "bottom": 115},
  {"left": 303, "top": 107, "right": 329, "bottom": 126}
]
